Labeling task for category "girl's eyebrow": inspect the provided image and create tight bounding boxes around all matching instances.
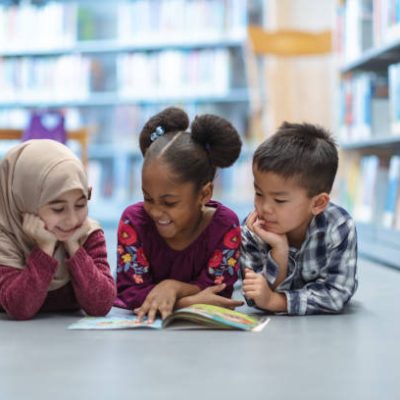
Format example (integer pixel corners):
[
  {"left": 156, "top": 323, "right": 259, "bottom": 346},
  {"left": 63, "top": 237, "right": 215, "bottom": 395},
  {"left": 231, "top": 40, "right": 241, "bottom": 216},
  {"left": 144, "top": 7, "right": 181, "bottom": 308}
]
[
  {"left": 48, "top": 195, "right": 86, "bottom": 205},
  {"left": 142, "top": 189, "right": 178, "bottom": 199}
]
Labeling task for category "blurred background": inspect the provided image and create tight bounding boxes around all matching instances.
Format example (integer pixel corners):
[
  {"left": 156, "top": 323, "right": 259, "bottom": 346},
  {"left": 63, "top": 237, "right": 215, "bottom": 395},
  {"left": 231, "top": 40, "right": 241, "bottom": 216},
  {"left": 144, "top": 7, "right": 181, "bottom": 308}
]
[{"left": 1, "top": 0, "right": 399, "bottom": 272}]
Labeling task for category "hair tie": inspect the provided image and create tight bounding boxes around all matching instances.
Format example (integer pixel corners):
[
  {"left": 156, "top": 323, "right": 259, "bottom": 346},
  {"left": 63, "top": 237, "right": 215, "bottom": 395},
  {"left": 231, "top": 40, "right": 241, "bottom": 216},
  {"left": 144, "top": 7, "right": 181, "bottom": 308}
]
[{"left": 150, "top": 126, "right": 165, "bottom": 142}]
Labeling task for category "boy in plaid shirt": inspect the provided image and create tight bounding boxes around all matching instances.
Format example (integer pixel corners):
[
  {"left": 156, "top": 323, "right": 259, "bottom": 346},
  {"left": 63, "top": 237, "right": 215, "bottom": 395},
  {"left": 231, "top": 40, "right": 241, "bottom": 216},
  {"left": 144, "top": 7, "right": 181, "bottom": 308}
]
[{"left": 241, "top": 122, "right": 358, "bottom": 315}]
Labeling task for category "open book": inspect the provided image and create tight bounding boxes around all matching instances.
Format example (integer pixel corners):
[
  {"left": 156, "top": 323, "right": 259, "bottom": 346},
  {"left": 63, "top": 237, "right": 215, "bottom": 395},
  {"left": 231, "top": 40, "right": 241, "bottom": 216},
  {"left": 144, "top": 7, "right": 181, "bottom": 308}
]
[{"left": 68, "top": 304, "right": 270, "bottom": 332}]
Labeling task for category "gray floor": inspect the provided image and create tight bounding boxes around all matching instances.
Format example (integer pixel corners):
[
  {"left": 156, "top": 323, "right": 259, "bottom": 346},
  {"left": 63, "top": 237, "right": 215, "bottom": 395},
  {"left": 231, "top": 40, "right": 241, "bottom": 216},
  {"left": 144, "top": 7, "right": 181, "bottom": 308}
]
[{"left": 0, "top": 256, "right": 399, "bottom": 400}]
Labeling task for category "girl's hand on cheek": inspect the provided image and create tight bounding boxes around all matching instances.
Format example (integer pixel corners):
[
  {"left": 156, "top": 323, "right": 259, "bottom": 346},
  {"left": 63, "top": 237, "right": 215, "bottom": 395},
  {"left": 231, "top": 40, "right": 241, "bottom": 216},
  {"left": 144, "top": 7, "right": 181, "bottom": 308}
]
[
  {"left": 22, "top": 213, "right": 57, "bottom": 256},
  {"left": 64, "top": 219, "right": 91, "bottom": 257}
]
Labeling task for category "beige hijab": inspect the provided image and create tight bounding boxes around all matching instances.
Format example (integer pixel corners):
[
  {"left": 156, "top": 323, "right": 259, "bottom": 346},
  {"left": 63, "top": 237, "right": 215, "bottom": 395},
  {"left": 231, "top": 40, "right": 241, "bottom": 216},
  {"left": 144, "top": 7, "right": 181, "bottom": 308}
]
[{"left": 0, "top": 139, "right": 100, "bottom": 291}]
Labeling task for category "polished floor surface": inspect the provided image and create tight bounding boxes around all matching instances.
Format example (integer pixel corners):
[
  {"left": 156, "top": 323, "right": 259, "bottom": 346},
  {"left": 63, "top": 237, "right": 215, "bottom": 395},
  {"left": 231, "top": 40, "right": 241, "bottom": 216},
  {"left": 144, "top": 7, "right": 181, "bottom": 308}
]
[{"left": 1, "top": 256, "right": 398, "bottom": 400}]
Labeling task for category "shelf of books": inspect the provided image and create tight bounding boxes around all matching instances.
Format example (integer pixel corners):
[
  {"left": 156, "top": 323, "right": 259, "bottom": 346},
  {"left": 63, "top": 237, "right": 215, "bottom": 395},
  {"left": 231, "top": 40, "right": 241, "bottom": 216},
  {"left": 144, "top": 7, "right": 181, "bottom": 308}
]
[
  {"left": 336, "top": 0, "right": 400, "bottom": 269},
  {"left": 0, "top": 0, "right": 260, "bottom": 225}
]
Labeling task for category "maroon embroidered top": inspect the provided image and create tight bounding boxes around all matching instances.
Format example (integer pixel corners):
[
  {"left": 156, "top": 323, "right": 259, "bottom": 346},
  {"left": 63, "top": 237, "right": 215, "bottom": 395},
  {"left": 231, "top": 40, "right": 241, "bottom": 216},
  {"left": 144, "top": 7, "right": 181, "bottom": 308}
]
[
  {"left": 115, "top": 201, "right": 241, "bottom": 310},
  {"left": 0, "top": 230, "right": 116, "bottom": 320}
]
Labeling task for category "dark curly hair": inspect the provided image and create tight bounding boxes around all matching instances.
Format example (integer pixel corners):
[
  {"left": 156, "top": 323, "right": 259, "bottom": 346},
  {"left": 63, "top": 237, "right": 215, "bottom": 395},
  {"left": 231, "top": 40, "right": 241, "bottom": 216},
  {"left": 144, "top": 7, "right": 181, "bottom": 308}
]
[
  {"left": 253, "top": 121, "right": 338, "bottom": 196},
  {"left": 139, "top": 107, "right": 242, "bottom": 190}
]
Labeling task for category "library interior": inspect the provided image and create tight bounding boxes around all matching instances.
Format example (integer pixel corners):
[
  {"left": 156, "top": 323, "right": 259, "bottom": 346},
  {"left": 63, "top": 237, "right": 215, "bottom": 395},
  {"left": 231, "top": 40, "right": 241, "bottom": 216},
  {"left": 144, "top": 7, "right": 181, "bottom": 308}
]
[{"left": 0, "top": 1, "right": 399, "bottom": 399}]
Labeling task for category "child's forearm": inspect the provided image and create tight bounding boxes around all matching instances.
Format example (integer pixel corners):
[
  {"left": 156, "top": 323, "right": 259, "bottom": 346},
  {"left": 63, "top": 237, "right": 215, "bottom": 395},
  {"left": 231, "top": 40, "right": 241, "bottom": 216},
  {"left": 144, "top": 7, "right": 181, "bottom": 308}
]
[
  {"left": 0, "top": 248, "right": 58, "bottom": 320},
  {"left": 261, "top": 291, "right": 287, "bottom": 313},
  {"left": 164, "top": 280, "right": 201, "bottom": 299},
  {"left": 270, "top": 247, "right": 289, "bottom": 289}
]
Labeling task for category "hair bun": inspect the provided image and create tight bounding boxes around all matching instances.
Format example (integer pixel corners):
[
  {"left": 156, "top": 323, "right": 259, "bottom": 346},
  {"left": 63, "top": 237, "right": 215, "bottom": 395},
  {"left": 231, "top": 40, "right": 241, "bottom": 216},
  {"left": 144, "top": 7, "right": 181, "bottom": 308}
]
[
  {"left": 139, "top": 107, "right": 189, "bottom": 155},
  {"left": 191, "top": 114, "right": 242, "bottom": 168}
]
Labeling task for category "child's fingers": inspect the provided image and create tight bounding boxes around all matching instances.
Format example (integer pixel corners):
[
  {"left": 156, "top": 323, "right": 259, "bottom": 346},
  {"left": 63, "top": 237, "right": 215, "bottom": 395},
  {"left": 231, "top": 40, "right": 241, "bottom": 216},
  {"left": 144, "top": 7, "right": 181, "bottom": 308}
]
[
  {"left": 244, "top": 269, "right": 257, "bottom": 278},
  {"left": 246, "top": 211, "right": 257, "bottom": 231},
  {"left": 160, "top": 307, "right": 173, "bottom": 321},
  {"left": 135, "top": 299, "right": 151, "bottom": 321},
  {"left": 134, "top": 307, "right": 146, "bottom": 322},
  {"left": 208, "top": 283, "right": 226, "bottom": 294},
  {"left": 147, "top": 304, "right": 158, "bottom": 324},
  {"left": 221, "top": 298, "right": 244, "bottom": 309},
  {"left": 159, "top": 299, "right": 174, "bottom": 320}
]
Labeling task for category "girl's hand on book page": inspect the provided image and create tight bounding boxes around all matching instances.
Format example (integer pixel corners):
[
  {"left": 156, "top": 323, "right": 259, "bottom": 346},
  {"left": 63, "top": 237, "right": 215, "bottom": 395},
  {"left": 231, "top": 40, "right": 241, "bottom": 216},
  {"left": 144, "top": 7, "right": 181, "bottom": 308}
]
[
  {"left": 187, "top": 284, "right": 244, "bottom": 310},
  {"left": 22, "top": 213, "right": 57, "bottom": 256},
  {"left": 134, "top": 280, "right": 179, "bottom": 323}
]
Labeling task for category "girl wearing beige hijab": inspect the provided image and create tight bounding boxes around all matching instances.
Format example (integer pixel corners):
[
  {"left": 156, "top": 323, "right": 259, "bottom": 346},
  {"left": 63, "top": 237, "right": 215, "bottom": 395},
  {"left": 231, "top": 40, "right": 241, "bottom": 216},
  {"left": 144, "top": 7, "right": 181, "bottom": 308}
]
[{"left": 0, "top": 139, "right": 116, "bottom": 319}]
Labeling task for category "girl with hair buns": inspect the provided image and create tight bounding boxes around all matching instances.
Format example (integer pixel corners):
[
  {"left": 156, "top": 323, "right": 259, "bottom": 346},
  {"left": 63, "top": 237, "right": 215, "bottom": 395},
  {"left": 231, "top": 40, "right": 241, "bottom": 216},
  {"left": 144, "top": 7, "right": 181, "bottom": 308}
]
[
  {"left": 115, "top": 107, "right": 244, "bottom": 322},
  {"left": 0, "top": 139, "right": 116, "bottom": 320}
]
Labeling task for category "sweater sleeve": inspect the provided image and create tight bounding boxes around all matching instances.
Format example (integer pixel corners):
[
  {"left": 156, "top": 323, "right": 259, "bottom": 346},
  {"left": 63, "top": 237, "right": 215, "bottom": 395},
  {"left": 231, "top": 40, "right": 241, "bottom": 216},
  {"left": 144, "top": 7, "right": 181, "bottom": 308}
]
[
  {"left": 0, "top": 247, "right": 58, "bottom": 320},
  {"left": 115, "top": 217, "right": 155, "bottom": 310},
  {"left": 66, "top": 230, "right": 116, "bottom": 316},
  {"left": 191, "top": 225, "right": 241, "bottom": 298}
]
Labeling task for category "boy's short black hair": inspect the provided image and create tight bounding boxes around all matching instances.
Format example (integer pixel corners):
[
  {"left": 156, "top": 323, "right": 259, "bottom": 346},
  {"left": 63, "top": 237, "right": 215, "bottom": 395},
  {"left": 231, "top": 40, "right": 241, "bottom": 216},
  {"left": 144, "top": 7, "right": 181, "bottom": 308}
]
[{"left": 253, "top": 121, "right": 338, "bottom": 196}]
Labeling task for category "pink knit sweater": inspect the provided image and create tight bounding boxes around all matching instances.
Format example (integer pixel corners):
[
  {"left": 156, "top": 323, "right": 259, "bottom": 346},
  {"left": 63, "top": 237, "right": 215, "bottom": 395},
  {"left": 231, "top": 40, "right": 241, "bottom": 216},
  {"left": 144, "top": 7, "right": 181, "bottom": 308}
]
[{"left": 0, "top": 230, "right": 116, "bottom": 320}]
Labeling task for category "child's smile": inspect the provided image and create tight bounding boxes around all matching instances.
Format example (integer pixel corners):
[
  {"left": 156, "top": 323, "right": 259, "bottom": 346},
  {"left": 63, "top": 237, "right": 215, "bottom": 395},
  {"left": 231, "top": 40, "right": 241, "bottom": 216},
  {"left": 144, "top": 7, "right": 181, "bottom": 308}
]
[{"left": 141, "top": 159, "right": 209, "bottom": 250}]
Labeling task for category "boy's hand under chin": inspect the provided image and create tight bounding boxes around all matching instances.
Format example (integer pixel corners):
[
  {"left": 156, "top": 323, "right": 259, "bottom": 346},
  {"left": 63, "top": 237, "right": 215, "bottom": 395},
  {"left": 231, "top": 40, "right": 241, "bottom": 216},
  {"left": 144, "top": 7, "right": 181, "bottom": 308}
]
[
  {"left": 22, "top": 213, "right": 57, "bottom": 256},
  {"left": 246, "top": 210, "right": 289, "bottom": 290},
  {"left": 246, "top": 210, "right": 288, "bottom": 250}
]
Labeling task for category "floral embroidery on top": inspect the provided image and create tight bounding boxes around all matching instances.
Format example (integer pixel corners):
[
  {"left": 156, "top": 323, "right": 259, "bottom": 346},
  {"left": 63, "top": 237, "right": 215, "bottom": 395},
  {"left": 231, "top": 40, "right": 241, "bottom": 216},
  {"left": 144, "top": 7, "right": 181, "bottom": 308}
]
[
  {"left": 117, "top": 219, "right": 149, "bottom": 285},
  {"left": 208, "top": 226, "right": 241, "bottom": 284}
]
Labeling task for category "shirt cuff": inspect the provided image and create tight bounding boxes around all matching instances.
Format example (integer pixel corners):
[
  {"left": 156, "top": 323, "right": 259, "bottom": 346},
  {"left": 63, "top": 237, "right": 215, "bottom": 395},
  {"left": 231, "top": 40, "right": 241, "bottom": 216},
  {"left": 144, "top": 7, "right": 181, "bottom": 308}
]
[{"left": 280, "top": 290, "right": 308, "bottom": 315}]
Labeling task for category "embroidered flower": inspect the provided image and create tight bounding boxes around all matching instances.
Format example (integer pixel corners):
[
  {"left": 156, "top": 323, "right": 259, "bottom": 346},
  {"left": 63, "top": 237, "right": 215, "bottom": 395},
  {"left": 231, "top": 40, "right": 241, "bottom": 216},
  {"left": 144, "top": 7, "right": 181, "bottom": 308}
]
[
  {"left": 223, "top": 227, "right": 241, "bottom": 249},
  {"left": 118, "top": 221, "right": 137, "bottom": 246},
  {"left": 121, "top": 253, "right": 132, "bottom": 263},
  {"left": 133, "top": 274, "right": 143, "bottom": 284},
  {"left": 117, "top": 245, "right": 124, "bottom": 255},
  {"left": 208, "top": 249, "right": 223, "bottom": 268},
  {"left": 214, "top": 276, "right": 224, "bottom": 284},
  {"left": 227, "top": 257, "right": 237, "bottom": 267},
  {"left": 136, "top": 247, "right": 149, "bottom": 267}
]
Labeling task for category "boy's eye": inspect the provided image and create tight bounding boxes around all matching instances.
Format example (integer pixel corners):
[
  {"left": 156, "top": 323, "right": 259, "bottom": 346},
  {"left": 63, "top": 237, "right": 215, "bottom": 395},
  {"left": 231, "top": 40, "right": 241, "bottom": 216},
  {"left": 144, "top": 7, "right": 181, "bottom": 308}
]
[
  {"left": 255, "top": 192, "right": 263, "bottom": 197},
  {"left": 275, "top": 199, "right": 288, "bottom": 204},
  {"left": 143, "top": 197, "right": 152, "bottom": 203},
  {"left": 51, "top": 208, "right": 64, "bottom": 213},
  {"left": 75, "top": 203, "right": 86, "bottom": 209}
]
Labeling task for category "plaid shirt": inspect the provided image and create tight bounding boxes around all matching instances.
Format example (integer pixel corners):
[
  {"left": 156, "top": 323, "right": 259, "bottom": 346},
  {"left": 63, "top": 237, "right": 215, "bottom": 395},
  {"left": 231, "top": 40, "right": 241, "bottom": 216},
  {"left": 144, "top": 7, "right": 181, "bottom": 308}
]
[{"left": 240, "top": 202, "right": 358, "bottom": 315}]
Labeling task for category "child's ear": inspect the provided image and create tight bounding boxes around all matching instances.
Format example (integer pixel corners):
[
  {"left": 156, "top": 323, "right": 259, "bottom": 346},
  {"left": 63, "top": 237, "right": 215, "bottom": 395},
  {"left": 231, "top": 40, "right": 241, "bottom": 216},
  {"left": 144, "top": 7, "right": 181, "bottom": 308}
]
[
  {"left": 200, "top": 182, "right": 213, "bottom": 205},
  {"left": 311, "top": 192, "right": 330, "bottom": 215}
]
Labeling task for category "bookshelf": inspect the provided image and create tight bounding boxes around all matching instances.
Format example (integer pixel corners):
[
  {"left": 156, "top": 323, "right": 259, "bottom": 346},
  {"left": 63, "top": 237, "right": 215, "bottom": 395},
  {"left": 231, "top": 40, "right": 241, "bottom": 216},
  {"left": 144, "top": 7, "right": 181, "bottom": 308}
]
[
  {"left": 0, "top": 0, "right": 260, "bottom": 224},
  {"left": 336, "top": 0, "right": 400, "bottom": 269}
]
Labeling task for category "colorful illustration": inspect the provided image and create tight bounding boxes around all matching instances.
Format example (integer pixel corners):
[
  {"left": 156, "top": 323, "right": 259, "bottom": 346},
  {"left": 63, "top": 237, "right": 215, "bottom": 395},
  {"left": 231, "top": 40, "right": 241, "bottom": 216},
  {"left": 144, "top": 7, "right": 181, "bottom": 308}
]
[{"left": 68, "top": 304, "right": 269, "bottom": 332}]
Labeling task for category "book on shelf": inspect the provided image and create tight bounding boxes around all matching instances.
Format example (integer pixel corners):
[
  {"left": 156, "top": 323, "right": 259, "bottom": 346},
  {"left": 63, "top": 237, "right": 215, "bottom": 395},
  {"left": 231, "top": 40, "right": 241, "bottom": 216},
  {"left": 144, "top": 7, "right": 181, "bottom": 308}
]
[
  {"left": 383, "top": 155, "right": 400, "bottom": 228},
  {"left": 354, "top": 155, "right": 379, "bottom": 223},
  {"left": 68, "top": 304, "right": 270, "bottom": 332},
  {"left": 388, "top": 62, "right": 400, "bottom": 134},
  {"left": 338, "top": 72, "right": 389, "bottom": 141}
]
